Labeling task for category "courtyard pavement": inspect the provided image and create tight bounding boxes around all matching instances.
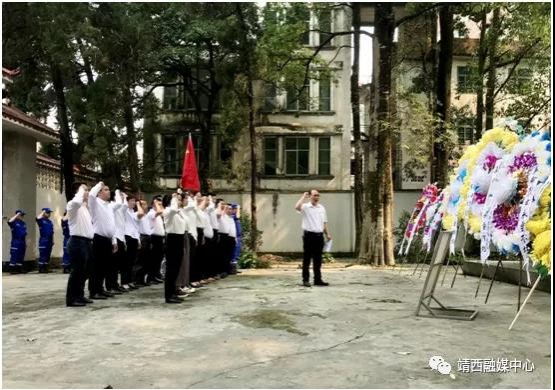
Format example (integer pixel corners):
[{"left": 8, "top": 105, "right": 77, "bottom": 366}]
[{"left": 1, "top": 262, "right": 551, "bottom": 389}]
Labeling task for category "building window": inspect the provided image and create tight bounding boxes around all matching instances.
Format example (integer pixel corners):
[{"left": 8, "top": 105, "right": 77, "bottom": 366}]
[
  {"left": 456, "top": 118, "right": 475, "bottom": 145},
  {"left": 287, "top": 83, "right": 310, "bottom": 111},
  {"left": 507, "top": 68, "right": 532, "bottom": 94},
  {"left": 318, "top": 9, "right": 333, "bottom": 47},
  {"left": 285, "top": 137, "right": 310, "bottom": 175},
  {"left": 162, "top": 134, "right": 204, "bottom": 175},
  {"left": 163, "top": 135, "right": 178, "bottom": 174},
  {"left": 319, "top": 76, "right": 331, "bottom": 111},
  {"left": 263, "top": 137, "right": 278, "bottom": 175},
  {"left": 263, "top": 83, "right": 279, "bottom": 111},
  {"left": 163, "top": 86, "right": 178, "bottom": 110},
  {"left": 318, "top": 137, "right": 331, "bottom": 175},
  {"left": 457, "top": 66, "right": 478, "bottom": 94}
]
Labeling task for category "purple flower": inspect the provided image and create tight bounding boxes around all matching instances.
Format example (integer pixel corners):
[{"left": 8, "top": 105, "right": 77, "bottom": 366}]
[
  {"left": 492, "top": 204, "right": 520, "bottom": 233},
  {"left": 509, "top": 152, "right": 537, "bottom": 173},
  {"left": 473, "top": 192, "right": 487, "bottom": 205},
  {"left": 483, "top": 155, "right": 499, "bottom": 171}
]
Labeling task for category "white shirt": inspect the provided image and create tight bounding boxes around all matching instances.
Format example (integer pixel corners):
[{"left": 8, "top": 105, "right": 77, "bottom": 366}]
[
  {"left": 207, "top": 202, "right": 219, "bottom": 231},
  {"left": 66, "top": 187, "right": 94, "bottom": 239},
  {"left": 148, "top": 209, "right": 165, "bottom": 237},
  {"left": 139, "top": 209, "right": 153, "bottom": 235},
  {"left": 124, "top": 208, "right": 141, "bottom": 239},
  {"left": 88, "top": 182, "right": 116, "bottom": 242},
  {"left": 201, "top": 210, "right": 214, "bottom": 239},
  {"left": 300, "top": 202, "right": 327, "bottom": 233},
  {"left": 227, "top": 215, "right": 237, "bottom": 238},
  {"left": 195, "top": 205, "right": 206, "bottom": 229},
  {"left": 163, "top": 197, "right": 187, "bottom": 234},
  {"left": 182, "top": 197, "right": 197, "bottom": 240},
  {"left": 112, "top": 190, "right": 126, "bottom": 242}
]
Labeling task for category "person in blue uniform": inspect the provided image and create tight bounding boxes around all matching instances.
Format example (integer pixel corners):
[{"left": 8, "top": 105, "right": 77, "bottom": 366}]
[
  {"left": 8, "top": 209, "right": 27, "bottom": 274},
  {"left": 36, "top": 207, "right": 54, "bottom": 273},
  {"left": 230, "top": 204, "right": 242, "bottom": 274},
  {"left": 61, "top": 210, "right": 71, "bottom": 273}
]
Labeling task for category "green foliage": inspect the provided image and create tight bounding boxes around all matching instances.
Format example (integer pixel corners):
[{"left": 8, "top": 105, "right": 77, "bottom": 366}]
[
  {"left": 238, "top": 248, "right": 258, "bottom": 269},
  {"left": 240, "top": 212, "right": 263, "bottom": 252},
  {"left": 322, "top": 252, "right": 335, "bottom": 263}
]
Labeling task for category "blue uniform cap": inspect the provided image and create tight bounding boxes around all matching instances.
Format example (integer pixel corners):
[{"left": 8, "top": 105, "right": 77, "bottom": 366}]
[
  {"left": 230, "top": 203, "right": 238, "bottom": 209},
  {"left": 15, "top": 209, "right": 26, "bottom": 215},
  {"left": 42, "top": 207, "right": 53, "bottom": 213}
]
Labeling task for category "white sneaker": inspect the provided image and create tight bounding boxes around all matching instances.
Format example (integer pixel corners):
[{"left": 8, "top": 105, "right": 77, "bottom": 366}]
[
  {"left": 176, "top": 292, "right": 189, "bottom": 298},
  {"left": 184, "top": 287, "right": 196, "bottom": 293}
]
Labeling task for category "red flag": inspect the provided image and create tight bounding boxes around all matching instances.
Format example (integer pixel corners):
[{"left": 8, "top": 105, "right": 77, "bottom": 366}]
[{"left": 180, "top": 135, "right": 200, "bottom": 192}]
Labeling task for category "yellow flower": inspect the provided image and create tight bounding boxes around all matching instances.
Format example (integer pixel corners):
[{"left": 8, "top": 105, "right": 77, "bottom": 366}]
[
  {"left": 468, "top": 215, "right": 482, "bottom": 234},
  {"left": 442, "top": 214, "right": 455, "bottom": 231},
  {"left": 532, "top": 230, "right": 551, "bottom": 270}
]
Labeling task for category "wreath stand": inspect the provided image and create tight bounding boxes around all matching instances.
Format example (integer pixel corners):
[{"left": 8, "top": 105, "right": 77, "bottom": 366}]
[{"left": 415, "top": 230, "right": 478, "bottom": 320}]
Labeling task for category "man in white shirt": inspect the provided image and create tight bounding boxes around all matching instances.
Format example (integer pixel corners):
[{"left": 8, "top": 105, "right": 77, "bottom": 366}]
[
  {"left": 147, "top": 196, "right": 165, "bottom": 284},
  {"left": 105, "top": 189, "right": 127, "bottom": 295},
  {"left": 295, "top": 190, "right": 332, "bottom": 287},
  {"left": 123, "top": 195, "right": 144, "bottom": 290},
  {"left": 136, "top": 199, "right": 152, "bottom": 286},
  {"left": 65, "top": 183, "right": 94, "bottom": 307},
  {"left": 88, "top": 181, "right": 118, "bottom": 299}
]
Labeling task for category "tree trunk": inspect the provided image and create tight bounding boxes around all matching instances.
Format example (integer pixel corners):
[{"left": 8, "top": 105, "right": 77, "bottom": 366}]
[
  {"left": 359, "top": 3, "right": 395, "bottom": 266},
  {"left": 50, "top": 64, "right": 75, "bottom": 201},
  {"left": 235, "top": 3, "right": 259, "bottom": 252},
  {"left": 475, "top": 9, "right": 488, "bottom": 140},
  {"left": 351, "top": 2, "right": 363, "bottom": 256},
  {"left": 433, "top": 4, "right": 454, "bottom": 187},
  {"left": 485, "top": 8, "right": 500, "bottom": 130},
  {"left": 123, "top": 85, "right": 140, "bottom": 191},
  {"left": 428, "top": 9, "right": 438, "bottom": 181}
]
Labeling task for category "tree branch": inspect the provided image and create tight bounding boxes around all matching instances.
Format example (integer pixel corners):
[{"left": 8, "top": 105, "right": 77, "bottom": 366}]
[{"left": 395, "top": 3, "right": 443, "bottom": 27}]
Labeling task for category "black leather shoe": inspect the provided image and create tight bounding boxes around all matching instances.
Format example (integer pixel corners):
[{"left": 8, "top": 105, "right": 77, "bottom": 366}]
[
  {"left": 90, "top": 294, "right": 107, "bottom": 300},
  {"left": 117, "top": 286, "right": 129, "bottom": 293},
  {"left": 63, "top": 267, "right": 71, "bottom": 274},
  {"left": 107, "top": 289, "right": 123, "bottom": 295},
  {"left": 314, "top": 281, "right": 329, "bottom": 286},
  {"left": 67, "top": 301, "right": 86, "bottom": 307},
  {"left": 78, "top": 297, "right": 94, "bottom": 304},
  {"left": 128, "top": 283, "right": 139, "bottom": 290},
  {"left": 165, "top": 297, "right": 182, "bottom": 304},
  {"left": 100, "top": 291, "right": 115, "bottom": 298},
  {"left": 154, "top": 277, "right": 164, "bottom": 283},
  {"left": 303, "top": 281, "right": 311, "bottom": 287}
]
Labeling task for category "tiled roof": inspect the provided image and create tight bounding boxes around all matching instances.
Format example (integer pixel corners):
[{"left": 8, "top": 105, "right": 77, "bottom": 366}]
[{"left": 2, "top": 103, "right": 58, "bottom": 140}]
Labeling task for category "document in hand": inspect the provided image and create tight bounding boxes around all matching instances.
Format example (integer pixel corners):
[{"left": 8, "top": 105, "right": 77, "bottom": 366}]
[{"left": 323, "top": 239, "right": 333, "bottom": 253}]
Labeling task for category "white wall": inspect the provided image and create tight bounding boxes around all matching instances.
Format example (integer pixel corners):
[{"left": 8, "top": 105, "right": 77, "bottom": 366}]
[
  {"left": 2, "top": 133, "right": 37, "bottom": 262},
  {"left": 215, "top": 190, "right": 420, "bottom": 253}
]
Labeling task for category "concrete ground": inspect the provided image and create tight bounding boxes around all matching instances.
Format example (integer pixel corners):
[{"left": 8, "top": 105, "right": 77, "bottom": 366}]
[{"left": 2, "top": 262, "right": 551, "bottom": 389}]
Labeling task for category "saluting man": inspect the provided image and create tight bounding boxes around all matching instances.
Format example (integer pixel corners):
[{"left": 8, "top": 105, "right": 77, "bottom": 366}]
[
  {"left": 36, "top": 207, "right": 54, "bottom": 273},
  {"left": 8, "top": 209, "right": 27, "bottom": 274}
]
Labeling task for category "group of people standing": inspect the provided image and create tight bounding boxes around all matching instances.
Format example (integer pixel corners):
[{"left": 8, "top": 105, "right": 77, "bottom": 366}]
[{"left": 7, "top": 180, "right": 243, "bottom": 306}]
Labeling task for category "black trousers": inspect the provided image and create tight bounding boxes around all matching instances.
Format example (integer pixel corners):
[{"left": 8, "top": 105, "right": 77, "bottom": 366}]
[
  {"left": 134, "top": 234, "right": 151, "bottom": 284},
  {"left": 123, "top": 236, "right": 138, "bottom": 285},
  {"left": 188, "top": 233, "right": 199, "bottom": 283},
  {"left": 149, "top": 235, "right": 165, "bottom": 281},
  {"left": 106, "top": 239, "right": 125, "bottom": 290},
  {"left": 90, "top": 234, "right": 112, "bottom": 295},
  {"left": 203, "top": 235, "right": 216, "bottom": 278},
  {"left": 66, "top": 236, "right": 92, "bottom": 304},
  {"left": 217, "top": 233, "right": 229, "bottom": 274},
  {"left": 193, "top": 228, "right": 205, "bottom": 280},
  {"left": 302, "top": 231, "right": 324, "bottom": 283},
  {"left": 165, "top": 234, "right": 184, "bottom": 300}
]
